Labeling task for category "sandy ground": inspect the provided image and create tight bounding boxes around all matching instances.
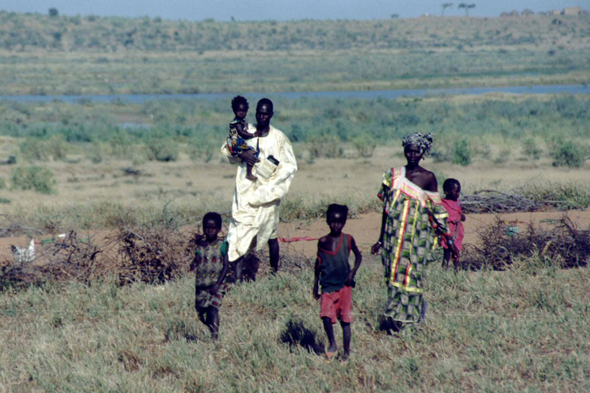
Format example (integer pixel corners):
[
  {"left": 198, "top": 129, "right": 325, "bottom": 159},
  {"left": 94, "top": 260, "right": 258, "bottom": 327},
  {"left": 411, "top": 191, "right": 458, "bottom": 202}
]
[{"left": 2, "top": 210, "right": 589, "bottom": 265}]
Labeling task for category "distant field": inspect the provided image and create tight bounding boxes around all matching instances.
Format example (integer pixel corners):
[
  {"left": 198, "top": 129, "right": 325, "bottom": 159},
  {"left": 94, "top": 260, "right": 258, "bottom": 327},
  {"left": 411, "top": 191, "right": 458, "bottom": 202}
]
[
  {"left": 0, "top": 93, "right": 588, "bottom": 232},
  {"left": 0, "top": 12, "right": 589, "bottom": 95}
]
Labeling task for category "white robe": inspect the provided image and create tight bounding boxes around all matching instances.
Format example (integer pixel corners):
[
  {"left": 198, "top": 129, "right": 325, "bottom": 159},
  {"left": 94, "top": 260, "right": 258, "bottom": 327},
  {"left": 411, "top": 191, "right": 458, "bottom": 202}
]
[{"left": 221, "top": 125, "right": 297, "bottom": 262}]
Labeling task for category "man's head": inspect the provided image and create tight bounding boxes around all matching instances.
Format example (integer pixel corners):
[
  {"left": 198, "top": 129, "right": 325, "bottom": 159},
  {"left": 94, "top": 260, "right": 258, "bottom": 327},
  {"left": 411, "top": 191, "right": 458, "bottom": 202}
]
[
  {"left": 256, "top": 98, "right": 274, "bottom": 129},
  {"left": 231, "top": 95, "right": 249, "bottom": 119},
  {"left": 326, "top": 204, "right": 348, "bottom": 235}
]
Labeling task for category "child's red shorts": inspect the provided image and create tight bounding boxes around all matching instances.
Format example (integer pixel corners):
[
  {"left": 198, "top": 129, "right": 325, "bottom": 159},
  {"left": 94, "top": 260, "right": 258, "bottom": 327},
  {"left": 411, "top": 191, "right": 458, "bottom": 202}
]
[{"left": 320, "top": 285, "right": 353, "bottom": 324}]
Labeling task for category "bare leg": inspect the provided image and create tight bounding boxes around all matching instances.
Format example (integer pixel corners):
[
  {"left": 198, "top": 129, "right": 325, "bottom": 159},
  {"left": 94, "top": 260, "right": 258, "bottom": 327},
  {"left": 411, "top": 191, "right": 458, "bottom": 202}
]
[
  {"left": 233, "top": 256, "right": 244, "bottom": 283},
  {"left": 246, "top": 163, "right": 258, "bottom": 181},
  {"left": 207, "top": 308, "right": 220, "bottom": 340},
  {"left": 340, "top": 321, "right": 351, "bottom": 360},
  {"left": 322, "top": 317, "right": 338, "bottom": 354},
  {"left": 442, "top": 248, "right": 451, "bottom": 269},
  {"left": 453, "top": 254, "right": 460, "bottom": 273},
  {"left": 197, "top": 309, "right": 208, "bottom": 325},
  {"left": 268, "top": 238, "right": 279, "bottom": 273}
]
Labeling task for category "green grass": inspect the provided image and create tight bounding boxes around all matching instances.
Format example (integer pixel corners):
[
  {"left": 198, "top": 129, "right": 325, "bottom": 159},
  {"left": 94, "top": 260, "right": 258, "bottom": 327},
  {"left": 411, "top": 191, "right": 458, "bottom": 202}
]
[{"left": 1, "top": 257, "right": 589, "bottom": 390}]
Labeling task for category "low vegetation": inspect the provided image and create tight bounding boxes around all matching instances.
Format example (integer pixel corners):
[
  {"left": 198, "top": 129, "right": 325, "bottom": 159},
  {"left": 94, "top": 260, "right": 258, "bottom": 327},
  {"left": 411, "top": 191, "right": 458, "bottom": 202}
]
[
  {"left": 0, "top": 12, "right": 589, "bottom": 95},
  {"left": 0, "top": 252, "right": 589, "bottom": 390}
]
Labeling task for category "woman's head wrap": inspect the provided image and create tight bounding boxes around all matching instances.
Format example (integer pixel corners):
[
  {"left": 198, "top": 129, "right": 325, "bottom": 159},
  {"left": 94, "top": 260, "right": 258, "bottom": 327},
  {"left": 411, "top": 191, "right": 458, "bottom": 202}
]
[{"left": 402, "top": 132, "right": 434, "bottom": 155}]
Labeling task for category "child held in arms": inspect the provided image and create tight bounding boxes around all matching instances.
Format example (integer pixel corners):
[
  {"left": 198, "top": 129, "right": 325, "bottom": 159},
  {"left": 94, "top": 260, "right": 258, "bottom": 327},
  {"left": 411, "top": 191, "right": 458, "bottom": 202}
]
[
  {"left": 191, "top": 212, "right": 229, "bottom": 340},
  {"left": 226, "top": 95, "right": 259, "bottom": 181},
  {"left": 440, "top": 178, "right": 466, "bottom": 272},
  {"left": 313, "top": 204, "right": 362, "bottom": 362}
]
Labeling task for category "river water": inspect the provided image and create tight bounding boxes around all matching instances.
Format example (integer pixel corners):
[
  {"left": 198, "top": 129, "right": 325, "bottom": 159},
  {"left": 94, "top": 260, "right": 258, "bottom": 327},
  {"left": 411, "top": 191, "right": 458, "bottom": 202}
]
[{"left": 0, "top": 84, "right": 588, "bottom": 104}]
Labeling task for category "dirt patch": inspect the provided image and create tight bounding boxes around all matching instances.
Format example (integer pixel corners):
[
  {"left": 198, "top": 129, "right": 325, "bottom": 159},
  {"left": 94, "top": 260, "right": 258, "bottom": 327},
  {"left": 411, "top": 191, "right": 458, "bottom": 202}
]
[{"left": 1, "top": 210, "right": 589, "bottom": 267}]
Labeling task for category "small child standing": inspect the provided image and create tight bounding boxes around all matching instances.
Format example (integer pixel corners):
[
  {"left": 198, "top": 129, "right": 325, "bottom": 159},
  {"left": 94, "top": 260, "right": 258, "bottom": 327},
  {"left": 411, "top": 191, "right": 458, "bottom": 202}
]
[
  {"left": 313, "top": 204, "right": 362, "bottom": 362},
  {"left": 192, "top": 212, "right": 229, "bottom": 340},
  {"left": 226, "top": 95, "right": 259, "bottom": 181},
  {"left": 441, "top": 178, "right": 466, "bottom": 272}
]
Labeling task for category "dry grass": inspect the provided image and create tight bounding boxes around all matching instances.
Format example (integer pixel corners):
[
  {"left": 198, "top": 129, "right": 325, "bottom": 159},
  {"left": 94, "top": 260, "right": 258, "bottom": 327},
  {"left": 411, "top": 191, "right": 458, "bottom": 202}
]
[
  {"left": 0, "top": 140, "right": 588, "bottom": 230},
  {"left": 0, "top": 253, "right": 589, "bottom": 391}
]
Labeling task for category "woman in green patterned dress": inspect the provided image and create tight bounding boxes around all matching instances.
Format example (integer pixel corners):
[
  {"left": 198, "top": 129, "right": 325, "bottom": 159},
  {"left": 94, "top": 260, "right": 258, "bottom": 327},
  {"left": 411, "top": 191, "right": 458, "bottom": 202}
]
[
  {"left": 192, "top": 212, "right": 229, "bottom": 340},
  {"left": 371, "top": 133, "right": 457, "bottom": 330}
]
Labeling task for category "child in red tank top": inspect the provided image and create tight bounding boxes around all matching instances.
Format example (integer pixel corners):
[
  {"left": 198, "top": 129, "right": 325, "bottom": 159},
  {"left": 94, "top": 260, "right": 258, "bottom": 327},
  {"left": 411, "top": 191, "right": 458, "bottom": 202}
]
[{"left": 313, "top": 204, "right": 362, "bottom": 362}]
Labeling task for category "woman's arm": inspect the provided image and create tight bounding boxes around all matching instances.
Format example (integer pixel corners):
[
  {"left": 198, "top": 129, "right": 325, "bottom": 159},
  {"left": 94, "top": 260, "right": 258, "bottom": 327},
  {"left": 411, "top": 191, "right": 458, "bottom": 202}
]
[{"left": 371, "top": 211, "right": 387, "bottom": 255}]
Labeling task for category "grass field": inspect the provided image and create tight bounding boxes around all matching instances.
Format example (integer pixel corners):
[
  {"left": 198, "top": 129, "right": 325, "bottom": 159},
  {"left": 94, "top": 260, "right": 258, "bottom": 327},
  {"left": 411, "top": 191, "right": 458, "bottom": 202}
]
[
  {"left": 1, "top": 11, "right": 590, "bottom": 391},
  {"left": 1, "top": 255, "right": 589, "bottom": 391}
]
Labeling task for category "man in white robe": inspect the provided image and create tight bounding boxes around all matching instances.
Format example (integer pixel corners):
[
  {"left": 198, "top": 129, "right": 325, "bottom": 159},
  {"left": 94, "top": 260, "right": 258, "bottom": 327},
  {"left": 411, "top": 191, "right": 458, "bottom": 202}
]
[{"left": 221, "top": 98, "right": 297, "bottom": 279}]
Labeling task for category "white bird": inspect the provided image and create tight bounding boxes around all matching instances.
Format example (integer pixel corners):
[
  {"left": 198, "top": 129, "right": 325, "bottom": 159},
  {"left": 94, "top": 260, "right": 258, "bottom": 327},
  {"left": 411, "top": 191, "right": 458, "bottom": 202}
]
[{"left": 11, "top": 239, "right": 36, "bottom": 264}]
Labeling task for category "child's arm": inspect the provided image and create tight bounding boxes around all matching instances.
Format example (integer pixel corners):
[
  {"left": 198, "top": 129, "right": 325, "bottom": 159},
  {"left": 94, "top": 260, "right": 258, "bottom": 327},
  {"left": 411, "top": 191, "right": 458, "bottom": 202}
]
[
  {"left": 461, "top": 213, "right": 466, "bottom": 222},
  {"left": 346, "top": 236, "right": 363, "bottom": 286},
  {"left": 190, "top": 252, "right": 201, "bottom": 272},
  {"left": 313, "top": 257, "right": 321, "bottom": 300},
  {"left": 211, "top": 251, "right": 229, "bottom": 293}
]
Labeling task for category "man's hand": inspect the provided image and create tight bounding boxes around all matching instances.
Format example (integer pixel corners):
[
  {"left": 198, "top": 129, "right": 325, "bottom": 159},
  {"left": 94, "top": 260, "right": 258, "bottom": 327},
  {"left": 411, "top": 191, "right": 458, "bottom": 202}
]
[
  {"left": 208, "top": 284, "right": 220, "bottom": 294},
  {"left": 371, "top": 242, "right": 382, "bottom": 255},
  {"left": 239, "top": 150, "right": 260, "bottom": 166},
  {"left": 461, "top": 213, "right": 466, "bottom": 222}
]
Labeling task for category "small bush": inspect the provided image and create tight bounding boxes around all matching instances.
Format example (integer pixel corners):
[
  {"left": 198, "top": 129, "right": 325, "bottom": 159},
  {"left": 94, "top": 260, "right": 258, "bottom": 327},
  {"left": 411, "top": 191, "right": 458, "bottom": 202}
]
[
  {"left": 307, "top": 135, "right": 343, "bottom": 158},
  {"left": 0, "top": 197, "right": 10, "bottom": 204},
  {"left": 0, "top": 177, "right": 6, "bottom": 189},
  {"left": 20, "top": 138, "right": 50, "bottom": 162},
  {"left": 87, "top": 141, "right": 110, "bottom": 164},
  {"left": 11, "top": 166, "right": 57, "bottom": 194},
  {"left": 19, "top": 136, "right": 70, "bottom": 162},
  {"left": 522, "top": 137, "right": 542, "bottom": 160},
  {"left": 551, "top": 140, "right": 588, "bottom": 168},
  {"left": 351, "top": 135, "right": 377, "bottom": 158},
  {"left": 187, "top": 139, "right": 216, "bottom": 163},
  {"left": 453, "top": 139, "right": 472, "bottom": 166},
  {"left": 46, "top": 135, "right": 70, "bottom": 161},
  {"left": 145, "top": 139, "right": 179, "bottom": 162},
  {"left": 494, "top": 147, "right": 512, "bottom": 164}
]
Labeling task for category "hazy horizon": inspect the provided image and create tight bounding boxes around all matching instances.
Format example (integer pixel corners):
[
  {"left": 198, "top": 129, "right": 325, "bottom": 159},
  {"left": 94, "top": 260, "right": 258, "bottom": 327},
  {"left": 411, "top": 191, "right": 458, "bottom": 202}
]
[{"left": 0, "top": 0, "right": 587, "bottom": 22}]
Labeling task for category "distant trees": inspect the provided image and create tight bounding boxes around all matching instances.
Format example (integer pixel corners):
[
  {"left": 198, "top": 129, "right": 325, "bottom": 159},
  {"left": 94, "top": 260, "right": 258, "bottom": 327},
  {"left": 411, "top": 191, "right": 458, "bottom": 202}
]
[
  {"left": 48, "top": 8, "right": 59, "bottom": 17},
  {"left": 458, "top": 3, "right": 476, "bottom": 16},
  {"left": 441, "top": 3, "right": 453, "bottom": 16}
]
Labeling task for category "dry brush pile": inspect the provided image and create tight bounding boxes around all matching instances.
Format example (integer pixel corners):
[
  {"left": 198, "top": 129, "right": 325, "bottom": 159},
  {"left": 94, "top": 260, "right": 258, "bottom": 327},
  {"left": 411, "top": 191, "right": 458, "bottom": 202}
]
[{"left": 461, "top": 216, "right": 590, "bottom": 270}]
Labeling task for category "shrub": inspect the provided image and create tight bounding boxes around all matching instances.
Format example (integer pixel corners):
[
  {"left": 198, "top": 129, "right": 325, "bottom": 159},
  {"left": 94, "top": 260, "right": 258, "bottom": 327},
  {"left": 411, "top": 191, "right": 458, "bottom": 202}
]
[
  {"left": 0, "top": 177, "right": 6, "bottom": 190},
  {"left": 19, "top": 136, "right": 70, "bottom": 162},
  {"left": 11, "top": 166, "right": 57, "bottom": 194},
  {"left": 494, "top": 147, "right": 512, "bottom": 164},
  {"left": 551, "top": 140, "right": 588, "bottom": 168},
  {"left": 351, "top": 135, "right": 377, "bottom": 158},
  {"left": 47, "top": 135, "right": 70, "bottom": 161},
  {"left": 307, "top": 135, "right": 343, "bottom": 158},
  {"left": 187, "top": 139, "right": 216, "bottom": 163},
  {"left": 145, "top": 138, "right": 179, "bottom": 162},
  {"left": 522, "top": 137, "right": 542, "bottom": 160},
  {"left": 453, "top": 139, "right": 472, "bottom": 166},
  {"left": 20, "top": 138, "right": 50, "bottom": 162}
]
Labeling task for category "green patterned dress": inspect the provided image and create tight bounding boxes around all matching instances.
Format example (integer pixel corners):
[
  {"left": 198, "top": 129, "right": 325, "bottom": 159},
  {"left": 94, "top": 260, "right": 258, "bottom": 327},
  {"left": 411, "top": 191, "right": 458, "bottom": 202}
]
[
  {"left": 195, "top": 239, "right": 229, "bottom": 310},
  {"left": 378, "top": 167, "right": 450, "bottom": 325}
]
